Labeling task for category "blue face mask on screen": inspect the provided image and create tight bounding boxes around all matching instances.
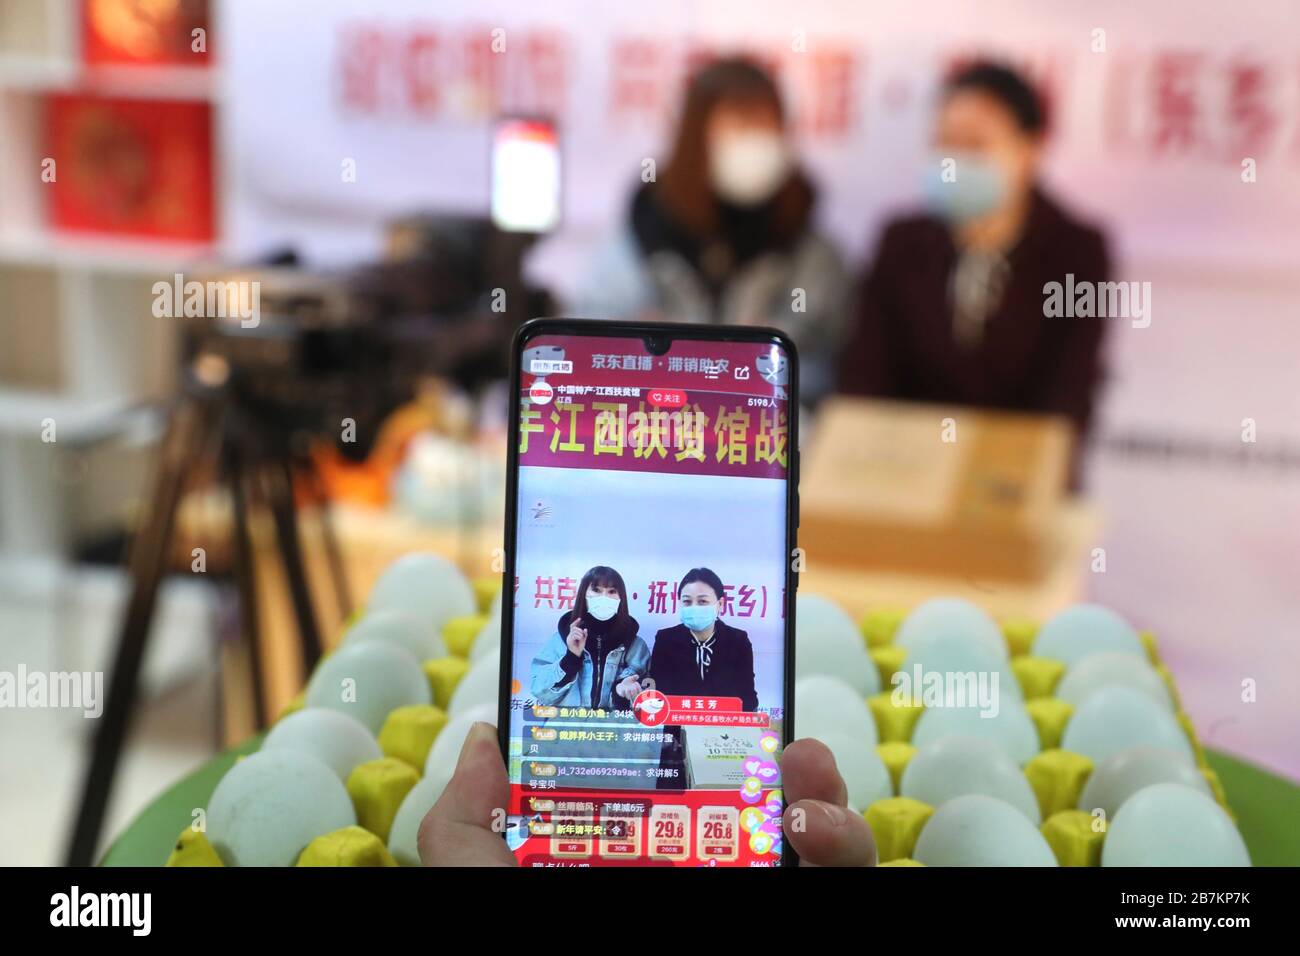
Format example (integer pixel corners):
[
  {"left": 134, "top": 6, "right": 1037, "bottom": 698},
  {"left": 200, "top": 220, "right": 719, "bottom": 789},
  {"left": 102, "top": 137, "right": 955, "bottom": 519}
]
[
  {"left": 681, "top": 604, "right": 718, "bottom": 633},
  {"left": 923, "top": 151, "right": 1008, "bottom": 224}
]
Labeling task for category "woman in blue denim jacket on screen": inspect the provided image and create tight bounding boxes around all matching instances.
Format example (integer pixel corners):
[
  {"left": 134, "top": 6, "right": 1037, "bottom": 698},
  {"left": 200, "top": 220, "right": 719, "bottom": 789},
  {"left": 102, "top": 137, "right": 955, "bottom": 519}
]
[{"left": 530, "top": 566, "right": 650, "bottom": 710}]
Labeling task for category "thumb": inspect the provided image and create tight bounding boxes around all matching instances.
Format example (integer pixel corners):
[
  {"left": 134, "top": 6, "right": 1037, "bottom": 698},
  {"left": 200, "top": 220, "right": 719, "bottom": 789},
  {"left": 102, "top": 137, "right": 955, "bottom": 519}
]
[
  {"left": 784, "top": 799, "right": 877, "bottom": 867},
  {"left": 418, "top": 722, "right": 517, "bottom": 867},
  {"left": 780, "top": 738, "right": 876, "bottom": 867}
]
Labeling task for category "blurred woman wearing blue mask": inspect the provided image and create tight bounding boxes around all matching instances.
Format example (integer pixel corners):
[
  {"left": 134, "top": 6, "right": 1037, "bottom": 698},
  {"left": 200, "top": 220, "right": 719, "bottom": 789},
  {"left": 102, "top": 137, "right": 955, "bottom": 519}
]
[
  {"left": 530, "top": 565, "right": 650, "bottom": 709},
  {"left": 840, "top": 62, "right": 1111, "bottom": 487},
  {"left": 647, "top": 567, "right": 758, "bottom": 712}
]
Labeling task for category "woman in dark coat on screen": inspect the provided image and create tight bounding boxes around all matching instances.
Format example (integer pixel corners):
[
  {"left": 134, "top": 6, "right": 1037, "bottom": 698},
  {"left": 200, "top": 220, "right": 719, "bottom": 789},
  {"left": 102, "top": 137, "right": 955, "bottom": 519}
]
[{"left": 648, "top": 567, "right": 758, "bottom": 713}]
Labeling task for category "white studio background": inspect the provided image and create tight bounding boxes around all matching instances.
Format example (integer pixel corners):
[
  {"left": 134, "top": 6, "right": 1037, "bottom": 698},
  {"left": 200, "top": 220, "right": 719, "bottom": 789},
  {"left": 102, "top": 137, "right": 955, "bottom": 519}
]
[{"left": 223, "top": 0, "right": 1300, "bottom": 280}]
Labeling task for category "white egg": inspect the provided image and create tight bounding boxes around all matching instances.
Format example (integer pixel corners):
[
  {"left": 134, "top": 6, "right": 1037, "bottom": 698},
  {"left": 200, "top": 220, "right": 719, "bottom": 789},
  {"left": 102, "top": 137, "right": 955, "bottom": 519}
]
[
  {"left": 795, "top": 594, "right": 880, "bottom": 696},
  {"left": 901, "top": 735, "right": 1042, "bottom": 823},
  {"left": 794, "top": 674, "right": 878, "bottom": 744},
  {"left": 913, "top": 793, "right": 1057, "bottom": 867},
  {"left": 262, "top": 708, "right": 381, "bottom": 781},
  {"left": 366, "top": 552, "right": 477, "bottom": 634},
  {"left": 900, "top": 631, "right": 1022, "bottom": 701},
  {"left": 208, "top": 749, "right": 356, "bottom": 866},
  {"left": 910, "top": 702, "right": 1041, "bottom": 765},
  {"left": 1102, "top": 782, "right": 1250, "bottom": 867},
  {"left": 894, "top": 597, "right": 1007, "bottom": 660},
  {"left": 449, "top": 648, "right": 500, "bottom": 716},
  {"left": 305, "top": 640, "right": 431, "bottom": 735},
  {"left": 468, "top": 590, "right": 504, "bottom": 661},
  {"left": 387, "top": 766, "right": 454, "bottom": 866},
  {"left": 818, "top": 730, "right": 892, "bottom": 812},
  {"left": 1060, "top": 685, "right": 1193, "bottom": 764},
  {"left": 796, "top": 594, "right": 860, "bottom": 643},
  {"left": 470, "top": 618, "right": 501, "bottom": 663},
  {"left": 425, "top": 702, "right": 499, "bottom": 776},
  {"left": 1056, "top": 651, "right": 1173, "bottom": 711},
  {"left": 1032, "top": 603, "right": 1144, "bottom": 666},
  {"left": 1078, "top": 745, "right": 1209, "bottom": 819},
  {"left": 342, "top": 607, "right": 447, "bottom": 663}
]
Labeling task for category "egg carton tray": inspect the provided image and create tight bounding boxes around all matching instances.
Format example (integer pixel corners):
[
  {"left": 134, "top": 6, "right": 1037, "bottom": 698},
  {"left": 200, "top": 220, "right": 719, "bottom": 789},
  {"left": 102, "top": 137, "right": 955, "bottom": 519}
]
[
  {"left": 854, "top": 606, "right": 1235, "bottom": 867},
  {"left": 166, "top": 574, "right": 503, "bottom": 867},
  {"left": 164, "top": 586, "right": 1234, "bottom": 867}
]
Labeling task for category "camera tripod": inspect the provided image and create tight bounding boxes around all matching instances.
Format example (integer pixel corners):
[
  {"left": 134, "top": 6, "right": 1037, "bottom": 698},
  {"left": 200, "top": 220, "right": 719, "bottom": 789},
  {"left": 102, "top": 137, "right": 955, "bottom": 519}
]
[{"left": 63, "top": 352, "right": 352, "bottom": 867}]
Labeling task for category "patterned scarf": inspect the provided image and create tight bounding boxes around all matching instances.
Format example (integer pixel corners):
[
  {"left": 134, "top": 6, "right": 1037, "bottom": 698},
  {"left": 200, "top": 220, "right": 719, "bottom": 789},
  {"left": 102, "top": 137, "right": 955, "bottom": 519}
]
[{"left": 694, "top": 634, "right": 716, "bottom": 681}]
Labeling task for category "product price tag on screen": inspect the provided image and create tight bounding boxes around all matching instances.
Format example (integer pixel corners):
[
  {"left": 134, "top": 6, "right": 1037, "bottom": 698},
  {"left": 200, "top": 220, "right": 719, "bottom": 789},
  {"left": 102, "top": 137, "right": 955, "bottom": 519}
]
[
  {"left": 598, "top": 807, "right": 643, "bottom": 860},
  {"left": 649, "top": 805, "right": 692, "bottom": 860},
  {"left": 697, "top": 806, "right": 740, "bottom": 862},
  {"left": 551, "top": 809, "right": 594, "bottom": 858}
]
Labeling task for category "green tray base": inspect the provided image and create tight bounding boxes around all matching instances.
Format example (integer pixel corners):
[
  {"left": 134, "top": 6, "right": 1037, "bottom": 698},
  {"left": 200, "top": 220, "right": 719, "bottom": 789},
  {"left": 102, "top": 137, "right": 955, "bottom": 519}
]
[{"left": 99, "top": 740, "right": 1300, "bottom": 867}]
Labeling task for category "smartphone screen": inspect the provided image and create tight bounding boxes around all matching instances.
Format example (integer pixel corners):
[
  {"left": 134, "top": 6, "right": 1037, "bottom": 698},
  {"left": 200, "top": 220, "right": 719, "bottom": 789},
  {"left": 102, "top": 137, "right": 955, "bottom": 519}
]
[
  {"left": 500, "top": 321, "right": 797, "bottom": 867},
  {"left": 490, "top": 118, "right": 561, "bottom": 233}
]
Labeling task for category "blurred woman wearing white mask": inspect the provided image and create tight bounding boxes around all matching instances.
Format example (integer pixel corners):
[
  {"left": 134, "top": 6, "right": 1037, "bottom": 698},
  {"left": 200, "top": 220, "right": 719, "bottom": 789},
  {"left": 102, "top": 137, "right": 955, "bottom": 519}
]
[{"left": 574, "top": 57, "right": 849, "bottom": 403}]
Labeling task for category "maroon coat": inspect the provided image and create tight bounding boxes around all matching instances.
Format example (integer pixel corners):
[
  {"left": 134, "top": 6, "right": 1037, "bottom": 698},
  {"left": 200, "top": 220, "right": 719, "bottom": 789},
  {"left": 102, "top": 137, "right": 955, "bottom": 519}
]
[{"left": 839, "top": 189, "right": 1110, "bottom": 485}]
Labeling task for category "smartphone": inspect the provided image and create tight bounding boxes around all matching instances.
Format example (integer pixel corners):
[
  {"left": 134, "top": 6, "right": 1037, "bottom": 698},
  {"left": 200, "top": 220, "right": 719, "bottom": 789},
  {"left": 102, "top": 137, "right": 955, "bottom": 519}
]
[
  {"left": 498, "top": 318, "right": 799, "bottom": 867},
  {"left": 490, "top": 117, "right": 561, "bottom": 233}
]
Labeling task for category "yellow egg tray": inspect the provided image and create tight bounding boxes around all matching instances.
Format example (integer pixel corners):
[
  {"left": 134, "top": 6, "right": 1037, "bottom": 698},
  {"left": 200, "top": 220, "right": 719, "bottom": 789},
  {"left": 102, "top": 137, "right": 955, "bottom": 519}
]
[
  {"left": 168, "top": 589, "right": 1222, "bottom": 867},
  {"left": 857, "top": 607, "right": 1228, "bottom": 867},
  {"left": 167, "top": 579, "right": 502, "bottom": 867}
]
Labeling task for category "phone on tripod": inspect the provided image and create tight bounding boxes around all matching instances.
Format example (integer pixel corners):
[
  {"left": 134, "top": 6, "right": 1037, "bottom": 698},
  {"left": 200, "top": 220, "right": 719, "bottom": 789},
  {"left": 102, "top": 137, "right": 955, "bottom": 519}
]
[
  {"left": 498, "top": 318, "right": 798, "bottom": 866},
  {"left": 490, "top": 117, "right": 561, "bottom": 234}
]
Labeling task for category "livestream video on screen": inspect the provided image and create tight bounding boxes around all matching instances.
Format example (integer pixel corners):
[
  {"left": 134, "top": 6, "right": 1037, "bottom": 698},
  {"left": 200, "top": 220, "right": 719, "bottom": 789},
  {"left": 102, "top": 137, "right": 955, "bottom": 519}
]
[{"left": 505, "top": 331, "right": 792, "bottom": 866}]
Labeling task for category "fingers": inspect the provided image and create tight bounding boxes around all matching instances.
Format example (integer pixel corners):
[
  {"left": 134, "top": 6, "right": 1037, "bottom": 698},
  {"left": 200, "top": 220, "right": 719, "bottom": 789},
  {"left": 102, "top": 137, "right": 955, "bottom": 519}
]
[
  {"left": 780, "top": 738, "right": 876, "bottom": 867},
  {"left": 418, "top": 722, "right": 517, "bottom": 867}
]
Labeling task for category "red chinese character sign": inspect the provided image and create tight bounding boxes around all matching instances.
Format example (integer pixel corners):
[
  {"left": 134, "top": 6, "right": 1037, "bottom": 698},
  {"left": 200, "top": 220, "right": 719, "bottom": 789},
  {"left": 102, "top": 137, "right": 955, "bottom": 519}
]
[{"left": 518, "top": 336, "right": 790, "bottom": 481}]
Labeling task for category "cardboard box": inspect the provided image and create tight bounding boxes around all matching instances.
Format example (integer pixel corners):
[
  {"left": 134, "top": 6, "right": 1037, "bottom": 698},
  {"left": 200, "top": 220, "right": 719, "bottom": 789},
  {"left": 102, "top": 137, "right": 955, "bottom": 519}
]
[{"left": 799, "top": 398, "right": 1074, "bottom": 582}]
